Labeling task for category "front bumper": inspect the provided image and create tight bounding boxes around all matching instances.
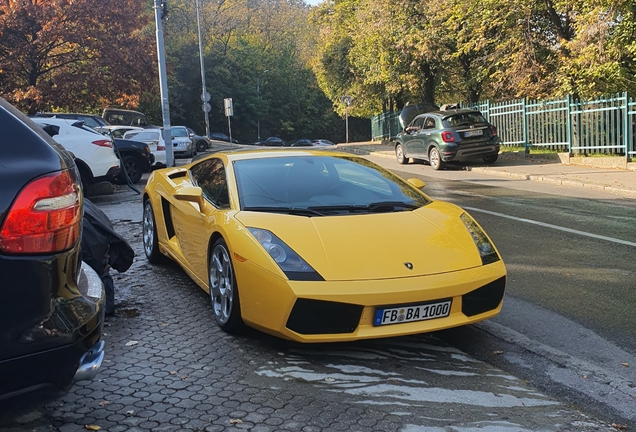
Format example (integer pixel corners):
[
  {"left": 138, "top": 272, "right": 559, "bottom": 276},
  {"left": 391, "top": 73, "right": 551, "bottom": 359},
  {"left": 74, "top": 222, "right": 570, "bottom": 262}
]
[{"left": 236, "top": 260, "right": 507, "bottom": 343}]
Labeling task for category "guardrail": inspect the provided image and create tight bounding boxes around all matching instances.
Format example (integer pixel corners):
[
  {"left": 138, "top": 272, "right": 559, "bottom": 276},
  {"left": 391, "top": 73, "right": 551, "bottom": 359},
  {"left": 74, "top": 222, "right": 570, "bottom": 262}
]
[{"left": 371, "top": 93, "right": 636, "bottom": 157}]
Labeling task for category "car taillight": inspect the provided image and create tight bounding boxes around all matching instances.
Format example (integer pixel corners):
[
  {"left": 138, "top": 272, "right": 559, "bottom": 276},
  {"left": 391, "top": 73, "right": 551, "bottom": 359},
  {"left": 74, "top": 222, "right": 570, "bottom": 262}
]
[
  {"left": 441, "top": 131, "right": 455, "bottom": 142},
  {"left": 92, "top": 139, "right": 113, "bottom": 148},
  {"left": 0, "top": 170, "right": 81, "bottom": 254},
  {"left": 490, "top": 125, "right": 498, "bottom": 136},
  {"left": 157, "top": 145, "right": 165, "bottom": 151}
]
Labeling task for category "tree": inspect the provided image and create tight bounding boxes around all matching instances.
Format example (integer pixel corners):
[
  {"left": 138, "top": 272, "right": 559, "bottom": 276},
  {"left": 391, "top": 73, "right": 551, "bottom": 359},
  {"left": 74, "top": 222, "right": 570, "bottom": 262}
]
[{"left": 0, "top": 0, "right": 156, "bottom": 114}]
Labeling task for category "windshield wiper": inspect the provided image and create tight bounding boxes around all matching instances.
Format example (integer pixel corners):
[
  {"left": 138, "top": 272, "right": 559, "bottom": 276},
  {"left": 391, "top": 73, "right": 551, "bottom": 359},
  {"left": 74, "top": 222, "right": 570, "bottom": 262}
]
[
  {"left": 242, "top": 206, "right": 325, "bottom": 217},
  {"left": 307, "top": 202, "right": 420, "bottom": 214}
]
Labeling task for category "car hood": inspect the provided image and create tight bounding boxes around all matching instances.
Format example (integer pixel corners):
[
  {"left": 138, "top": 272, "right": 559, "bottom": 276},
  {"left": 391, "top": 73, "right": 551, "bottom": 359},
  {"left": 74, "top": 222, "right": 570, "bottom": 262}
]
[
  {"left": 172, "top": 138, "right": 190, "bottom": 144},
  {"left": 235, "top": 201, "right": 482, "bottom": 281}
]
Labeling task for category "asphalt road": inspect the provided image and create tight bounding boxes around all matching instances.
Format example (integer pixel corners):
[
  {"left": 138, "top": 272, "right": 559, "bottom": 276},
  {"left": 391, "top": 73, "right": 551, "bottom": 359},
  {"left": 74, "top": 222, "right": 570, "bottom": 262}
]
[{"left": 366, "top": 154, "right": 636, "bottom": 428}]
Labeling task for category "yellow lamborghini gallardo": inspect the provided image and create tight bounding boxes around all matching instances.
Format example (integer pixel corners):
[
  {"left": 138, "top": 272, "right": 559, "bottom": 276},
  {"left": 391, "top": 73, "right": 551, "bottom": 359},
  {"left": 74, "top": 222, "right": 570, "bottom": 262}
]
[{"left": 142, "top": 149, "right": 506, "bottom": 342}]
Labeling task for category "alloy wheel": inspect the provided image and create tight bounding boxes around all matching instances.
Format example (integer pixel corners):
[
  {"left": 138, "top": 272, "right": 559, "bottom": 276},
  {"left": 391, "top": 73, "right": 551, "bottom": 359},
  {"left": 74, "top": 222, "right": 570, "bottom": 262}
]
[{"left": 209, "top": 243, "right": 234, "bottom": 325}]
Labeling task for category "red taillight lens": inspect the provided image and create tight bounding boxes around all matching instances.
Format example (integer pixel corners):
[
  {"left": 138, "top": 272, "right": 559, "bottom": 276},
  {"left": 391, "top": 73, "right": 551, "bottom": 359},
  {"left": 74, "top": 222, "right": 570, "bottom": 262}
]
[
  {"left": 0, "top": 170, "right": 81, "bottom": 254},
  {"left": 490, "top": 125, "right": 497, "bottom": 136},
  {"left": 157, "top": 145, "right": 165, "bottom": 151},
  {"left": 441, "top": 131, "right": 455, "bottom": 142},
  {"left": 92, "top": 139, "right": 113, "bottom": 148}
]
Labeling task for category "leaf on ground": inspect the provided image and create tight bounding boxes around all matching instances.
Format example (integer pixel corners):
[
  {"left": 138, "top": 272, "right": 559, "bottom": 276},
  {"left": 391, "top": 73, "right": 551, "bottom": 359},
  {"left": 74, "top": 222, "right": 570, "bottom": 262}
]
[
  {"left": 170, "top": 371, "right": 177, "bottom": 375},
  {"left": 125, "top": 340, "right": 138, "bottom": 347},
  {"left": 583, "top": 375, "right": 588, "bottom": 379},
  {"left": 492, "top": 350, "right": 503, "bottom": 355},
  {"left": 229, "top": 419, "right": 243, "bottom": 424},
  {"left": 84, "top": 426, "right": 101, "bottom": 431},
  {"left": 611, "top": 424, "right": 627, "bottom": 430},
  {"left": 126, "top": 410, "right": 134, "bottom": 415},
  {"left": 621, "top": 363, "right": 629, "bottom": 367},
  {"left": 98, "top": 400, "right": 109, "bottom": 406}
]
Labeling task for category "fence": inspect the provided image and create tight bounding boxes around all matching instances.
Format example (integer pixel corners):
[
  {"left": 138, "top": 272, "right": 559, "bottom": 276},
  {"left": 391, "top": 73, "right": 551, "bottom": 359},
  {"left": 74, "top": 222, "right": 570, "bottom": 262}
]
[
  {"left": 371, "top": 93, "right": 636, "bottom": 157},
  {"left": 371, "top": 111, "right": 400, "bottom": 141}
]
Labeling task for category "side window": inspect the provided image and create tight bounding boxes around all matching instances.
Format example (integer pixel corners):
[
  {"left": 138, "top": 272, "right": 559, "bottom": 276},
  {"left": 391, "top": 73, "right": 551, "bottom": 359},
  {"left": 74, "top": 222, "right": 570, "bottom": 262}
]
[
  {"left": 411, "top": 117, "right": 424, "bottom": 129},
  {"left": 423, "top": 117, "right": 436, "bottom": 129},
  {"left": 190, "top": 158, "right": 230, "bottom": 209}
]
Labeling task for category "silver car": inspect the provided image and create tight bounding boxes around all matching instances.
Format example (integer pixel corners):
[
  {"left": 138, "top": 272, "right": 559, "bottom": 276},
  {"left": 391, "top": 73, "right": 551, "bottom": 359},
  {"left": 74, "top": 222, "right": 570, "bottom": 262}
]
[{"left": 170, "top": 126, "right": 196, "bottom": 158}]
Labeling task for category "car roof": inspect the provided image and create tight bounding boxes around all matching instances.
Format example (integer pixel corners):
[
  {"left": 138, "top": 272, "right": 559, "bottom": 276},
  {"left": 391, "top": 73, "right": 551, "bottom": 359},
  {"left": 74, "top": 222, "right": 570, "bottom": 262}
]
[
  {"left": 31, "top": 117, "right": 83, "bottom": 126},
  {"left": 415, "top": 108, "right": 481, "bottom": 119}
]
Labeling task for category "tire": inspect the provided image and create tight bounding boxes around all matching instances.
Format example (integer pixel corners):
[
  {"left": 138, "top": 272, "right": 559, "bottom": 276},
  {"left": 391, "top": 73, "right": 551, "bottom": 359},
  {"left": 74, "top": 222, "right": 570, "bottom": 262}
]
[
  {"left": 395, "top": 144, "right": 408, "bottom": 165},
  {"left": 120, "top": 155, "right": 143, "bottom": 184},
  {"left": 209, "top": 238, "right": 243, "bottom": 333},
  {"left": 429, "top": 147, "right": 445, "bottom": 171},
  {"left": 143, "top": 199, "right": 164, "bottom": 263},
  {"left": 196, "top": 140, "right": 207, "bottom": 152},
  {"left": 483, "top": 153, "right": 499, "bottom": 164}
]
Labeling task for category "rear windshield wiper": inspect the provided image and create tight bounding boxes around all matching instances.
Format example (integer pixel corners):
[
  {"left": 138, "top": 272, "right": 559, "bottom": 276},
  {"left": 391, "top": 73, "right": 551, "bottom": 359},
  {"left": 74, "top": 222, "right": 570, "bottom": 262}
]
[{"left": 242, "top": 206, "right": 325, "bottom": 217}]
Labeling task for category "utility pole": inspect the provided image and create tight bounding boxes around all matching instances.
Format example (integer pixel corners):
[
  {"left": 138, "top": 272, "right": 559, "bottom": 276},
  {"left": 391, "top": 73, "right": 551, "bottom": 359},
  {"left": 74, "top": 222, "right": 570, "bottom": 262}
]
[
  {"left": 342, "top": 95, "right": 351, "bottom": 144},
  {"left": 195, "top": 0, "right": 211, "bottom": 138},
  {"left": 154, "top": 0, "right": 173, "bottom": 167}
]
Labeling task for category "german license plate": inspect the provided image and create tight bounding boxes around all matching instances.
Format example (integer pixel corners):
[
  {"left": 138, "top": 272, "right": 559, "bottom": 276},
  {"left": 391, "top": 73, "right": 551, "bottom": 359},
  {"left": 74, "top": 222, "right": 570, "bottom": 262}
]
[
  {"left": 374, "top": 299, "right": 452, "bottom": 326},
  {"left": 464, "top": 129, "right": 483, "bottom": 137}
]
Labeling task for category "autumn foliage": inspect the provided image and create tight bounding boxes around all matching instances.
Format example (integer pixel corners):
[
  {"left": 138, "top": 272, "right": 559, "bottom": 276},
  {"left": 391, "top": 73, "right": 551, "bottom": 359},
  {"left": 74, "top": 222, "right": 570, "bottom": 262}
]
[{"left": 0, "top": 0, "right": 156, "bottom": 114}]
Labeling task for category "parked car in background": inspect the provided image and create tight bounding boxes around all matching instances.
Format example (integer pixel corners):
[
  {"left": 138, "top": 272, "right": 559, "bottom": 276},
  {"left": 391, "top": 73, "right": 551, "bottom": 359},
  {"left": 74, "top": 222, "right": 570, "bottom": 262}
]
[
  {"left": 112, "top": 138, "right": 154, "bottom": 184},
  {"left": 395, "top": 108, "right": 501, "bottom": 170},
  {"left": 30, "top": 117, "right": 120, "bottom": 187},
  {"left": 171, "top": 126, "right": 196, "bottom": 158},
  {"left": 287, "top": 138, "right": 313, "bottom": 147},
  {"left": 98, "top": 125, "right": 144, "bottom": 139},
  {"left": 123, "top": 129, "right": 166, "bottom": 168},
  {"left": 312, "top": 139, "right": 336, "bottom": 146},
  {"left": 209, "top": 131, "right": 239, "bottom": 144},
  {"left": 187, "top": 128, "right": 211, "bottom": 152},
  {"left": 102, "top": 108, "right": 149, "bottom": 127},
  {"left": 33, "top": 112, "right": 109, "bottom": 130},
  {"left": 255, "top": 136, "right": 286, "bottom": 146},
  {"left": 0, "top": 97, "right": 105, "bottom": 419}
]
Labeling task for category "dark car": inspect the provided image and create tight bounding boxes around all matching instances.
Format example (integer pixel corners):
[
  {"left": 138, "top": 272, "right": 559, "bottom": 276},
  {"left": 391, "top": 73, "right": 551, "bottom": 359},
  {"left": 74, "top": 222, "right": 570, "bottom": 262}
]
[
  {"left": 286, "top": 138, "right": 313, "bottom": 147},
  {"left": 0, "top": 97, "right": 105, "bottom": 419},
  {"left": 33, "top": 112, "right": 109, "bottom": 129},
  {"left": 187, "top": 128, "right": 212, "bottom": 152},
  {"left": 394, "top": 109, "right": 500, "bottom": 170},
  {"left": 256, "top": 136, "right": 286, "bottom": 147},
  {"left": 102, "top": 108, "right": 149, "bottom": 127},
  {"left": 209, "top": 131, "right": 239, "bottom": 144},
  {"left": 113, "top": 138, "right": 155, "bottom": 184}
]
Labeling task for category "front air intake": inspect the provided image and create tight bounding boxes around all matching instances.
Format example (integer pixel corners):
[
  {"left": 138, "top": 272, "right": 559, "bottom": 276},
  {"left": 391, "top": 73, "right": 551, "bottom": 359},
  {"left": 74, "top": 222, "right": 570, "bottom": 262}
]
[
  {"left": 462, "top": 276, "right": 506, "bottom": 317},
  {"left": 286, "top": 299, "right": 363, "bottom": 334}
]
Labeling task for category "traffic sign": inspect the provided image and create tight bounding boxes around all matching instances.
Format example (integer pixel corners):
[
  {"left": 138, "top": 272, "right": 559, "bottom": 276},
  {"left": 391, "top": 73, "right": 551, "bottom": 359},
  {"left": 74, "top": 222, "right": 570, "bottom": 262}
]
[
  {"left": 201, "top": 92, "right": 210, "bottom": 102},
  {"left": 202, "top": 102, "right": 211, "bottom": 112}
]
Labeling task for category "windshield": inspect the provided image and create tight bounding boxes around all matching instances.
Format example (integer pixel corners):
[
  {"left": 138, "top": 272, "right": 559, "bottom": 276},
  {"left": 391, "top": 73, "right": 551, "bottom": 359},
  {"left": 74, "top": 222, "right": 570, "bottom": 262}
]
[
  {"left": 233, "top": 155, "right": 430, "bottom": 215},
  {"left": 171, "top": 127, "right": 189, "bottom": 137}
]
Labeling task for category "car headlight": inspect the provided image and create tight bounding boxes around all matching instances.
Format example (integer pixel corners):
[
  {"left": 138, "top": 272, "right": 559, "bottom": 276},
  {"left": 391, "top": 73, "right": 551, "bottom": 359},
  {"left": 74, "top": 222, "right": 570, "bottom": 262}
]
[
  {"left": 460, "top": 213, "right": 500, "bottom": 265},
  {"left": 248, "top": 228, "right": 324, "bottom": 281}
]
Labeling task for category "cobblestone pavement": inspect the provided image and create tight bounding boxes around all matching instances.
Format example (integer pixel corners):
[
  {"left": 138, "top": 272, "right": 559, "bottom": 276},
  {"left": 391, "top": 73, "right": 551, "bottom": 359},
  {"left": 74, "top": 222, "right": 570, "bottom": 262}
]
[{"left": 1, "top": 181, "right": 620, "bottom": 432}]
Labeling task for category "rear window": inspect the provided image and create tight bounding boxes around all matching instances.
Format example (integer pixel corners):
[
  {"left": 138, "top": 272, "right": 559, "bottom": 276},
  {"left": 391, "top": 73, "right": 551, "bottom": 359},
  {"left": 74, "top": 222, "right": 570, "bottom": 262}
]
[
  {"left": 127, "top": 131, "right": 159, "bottom": 141},
  {"left": 445, "top": 113, "right": 488, "bottom": 127}
]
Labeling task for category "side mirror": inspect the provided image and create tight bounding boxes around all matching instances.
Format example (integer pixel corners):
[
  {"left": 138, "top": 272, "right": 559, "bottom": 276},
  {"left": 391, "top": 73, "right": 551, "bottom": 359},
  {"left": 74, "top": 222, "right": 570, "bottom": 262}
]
[
  {"left": 407, "top": 178, "right": 426, "bottom": 189},
  {"left": 175, "top": 185, "right": 204, "bottom": 209}
]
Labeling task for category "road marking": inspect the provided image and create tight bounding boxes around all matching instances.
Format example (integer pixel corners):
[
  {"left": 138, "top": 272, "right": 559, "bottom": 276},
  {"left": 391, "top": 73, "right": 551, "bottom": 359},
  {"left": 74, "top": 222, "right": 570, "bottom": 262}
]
[{"left": 464, "top": 206, "right": 636, "bottom": 248}]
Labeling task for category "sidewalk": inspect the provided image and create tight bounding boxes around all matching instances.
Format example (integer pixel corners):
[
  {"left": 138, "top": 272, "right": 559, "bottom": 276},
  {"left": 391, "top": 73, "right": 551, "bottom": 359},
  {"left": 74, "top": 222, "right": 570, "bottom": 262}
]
[{"left": 337, "top": 142, "right": 636, "bottom": 200}]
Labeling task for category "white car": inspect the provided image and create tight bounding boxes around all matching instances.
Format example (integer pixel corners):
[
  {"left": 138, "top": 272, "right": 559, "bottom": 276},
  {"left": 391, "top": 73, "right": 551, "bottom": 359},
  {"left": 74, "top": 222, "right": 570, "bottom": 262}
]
[
  {"left": 123, "top": 129, "right": 167, "bottom": 168},
  {"left": 31, "top": 117, "right": 120, "bottom": 186}
]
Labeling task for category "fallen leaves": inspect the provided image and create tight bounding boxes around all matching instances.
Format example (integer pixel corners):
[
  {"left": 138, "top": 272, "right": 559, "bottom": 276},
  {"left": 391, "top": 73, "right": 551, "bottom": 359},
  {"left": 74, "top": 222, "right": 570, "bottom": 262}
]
[
  {"left": 229, "top": 419, "right": 243, "bottom": 425},
  {"left": 98, "top": 400, "right": 109, "bottom": 406},
  {"left": 125, "top": 341, "right": 138, "bottom": 347},
  {"left": 84, "top": 426, "right": 101, "bottom": 431},
  {"left": 621, "top": 363, "right": 629, "bottom": 367},
  {"left": 611, "top": 424, "right": 628, "bottom": 430},
  {"left": 492, "top": 350, "right": 503, "bottom": 355}
]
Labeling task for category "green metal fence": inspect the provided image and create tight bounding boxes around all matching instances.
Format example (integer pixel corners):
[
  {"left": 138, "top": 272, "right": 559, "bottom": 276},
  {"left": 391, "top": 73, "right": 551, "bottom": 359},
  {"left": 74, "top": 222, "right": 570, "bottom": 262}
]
[{"left": 371, "top": 93, "right": 636, "bottom": 157}]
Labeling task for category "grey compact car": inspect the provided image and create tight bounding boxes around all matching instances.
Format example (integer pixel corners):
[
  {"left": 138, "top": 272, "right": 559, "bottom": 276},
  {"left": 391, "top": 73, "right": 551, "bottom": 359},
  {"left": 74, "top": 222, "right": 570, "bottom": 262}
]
[{"left": 394, "top": 109, "right": 501, "bottom": 170}]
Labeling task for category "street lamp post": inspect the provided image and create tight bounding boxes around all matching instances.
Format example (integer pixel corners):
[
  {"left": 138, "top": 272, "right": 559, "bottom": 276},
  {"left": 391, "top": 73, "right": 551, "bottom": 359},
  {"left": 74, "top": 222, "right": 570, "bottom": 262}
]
[
  {"left": 154, "top": 0, "right": 173, "bottom": 167},
  {"left": 256, "top": 70, "right": 269, "bottom": 141},
  {"left": 195, "top": 0, "right": 210, "bottom": 138}
]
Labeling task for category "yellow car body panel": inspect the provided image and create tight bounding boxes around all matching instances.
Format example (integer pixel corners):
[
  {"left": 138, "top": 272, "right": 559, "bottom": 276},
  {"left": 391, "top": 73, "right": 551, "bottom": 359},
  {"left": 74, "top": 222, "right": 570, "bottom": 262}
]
[{"left": 142, "top": 149, "right": 507, "bottom": 343}]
